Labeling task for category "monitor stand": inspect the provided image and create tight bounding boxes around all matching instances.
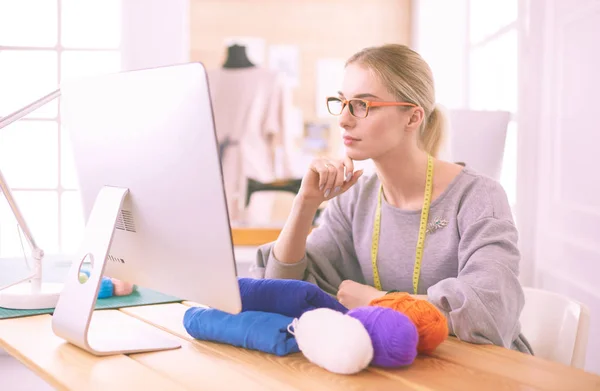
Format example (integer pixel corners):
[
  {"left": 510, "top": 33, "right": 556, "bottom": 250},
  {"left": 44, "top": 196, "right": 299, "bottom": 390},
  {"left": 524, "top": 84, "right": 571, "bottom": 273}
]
[{"left": 51, "top": 186, "right": 181, "bottom": 356}]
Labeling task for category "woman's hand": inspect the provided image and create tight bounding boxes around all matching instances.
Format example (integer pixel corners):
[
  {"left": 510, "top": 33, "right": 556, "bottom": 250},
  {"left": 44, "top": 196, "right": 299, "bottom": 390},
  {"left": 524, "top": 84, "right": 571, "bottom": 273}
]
[
  {"left": 297, "top": 155, "right": 363, "bottom": 207},
  {"left": 337, "top": 280, "right": 386, "bottom": 309}
]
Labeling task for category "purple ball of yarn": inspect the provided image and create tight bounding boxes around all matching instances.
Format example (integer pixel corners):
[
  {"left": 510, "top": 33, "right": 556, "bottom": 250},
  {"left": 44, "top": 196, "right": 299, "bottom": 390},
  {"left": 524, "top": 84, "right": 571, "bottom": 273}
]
[{"left": 347, "top": 306, "right": 418, "bottom": 367}]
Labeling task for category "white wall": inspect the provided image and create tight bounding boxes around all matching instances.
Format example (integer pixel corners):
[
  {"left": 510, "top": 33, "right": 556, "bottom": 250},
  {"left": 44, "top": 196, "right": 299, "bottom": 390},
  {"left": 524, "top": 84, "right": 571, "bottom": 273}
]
[
  {"left": 519, "top": 0, "right": 600, "bottom": 375},
  {"left": 415, "top": 0, "right": 599, "bottom": 375},
  {"left": 120, "top": 0, "right": 190, "bottom": 71}
]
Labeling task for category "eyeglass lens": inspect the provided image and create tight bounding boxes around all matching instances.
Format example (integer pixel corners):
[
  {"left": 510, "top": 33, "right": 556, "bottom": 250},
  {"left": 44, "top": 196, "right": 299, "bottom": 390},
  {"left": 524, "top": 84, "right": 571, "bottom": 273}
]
[{"left": 326, "top": 98, "right": 368, "bottom": 118}]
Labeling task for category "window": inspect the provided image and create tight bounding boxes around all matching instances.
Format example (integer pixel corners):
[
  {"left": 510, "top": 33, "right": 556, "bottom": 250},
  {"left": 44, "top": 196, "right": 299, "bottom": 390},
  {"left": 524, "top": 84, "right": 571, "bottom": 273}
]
[
  {"left": 0, "top": 0, "right": 121, "bottom": 260},
  {"left": 466, "top": 0, "right": 518, "bottom": 207},
  {"left": 414, "top": 1, "right": 518, "bottom": 208}
]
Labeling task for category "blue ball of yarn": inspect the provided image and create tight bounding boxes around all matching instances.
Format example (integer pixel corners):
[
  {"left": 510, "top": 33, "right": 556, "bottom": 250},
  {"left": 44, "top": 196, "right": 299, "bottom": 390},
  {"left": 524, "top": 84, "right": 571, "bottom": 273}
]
[
  {"left": 347, "top": 306, "right": 419, "bottom": 367},
  {"left": 97, "top": 277, "right": 114, "bottom": 299},
  {"left": 79, "top": 270, "right": 114, "bottom": 299}
]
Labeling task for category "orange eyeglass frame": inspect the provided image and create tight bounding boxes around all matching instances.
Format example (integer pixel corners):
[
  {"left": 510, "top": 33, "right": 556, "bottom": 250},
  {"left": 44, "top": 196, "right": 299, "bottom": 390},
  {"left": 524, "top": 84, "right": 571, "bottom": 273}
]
[{"left": 326, "top": 96, "right": 417, "bottom": 118}]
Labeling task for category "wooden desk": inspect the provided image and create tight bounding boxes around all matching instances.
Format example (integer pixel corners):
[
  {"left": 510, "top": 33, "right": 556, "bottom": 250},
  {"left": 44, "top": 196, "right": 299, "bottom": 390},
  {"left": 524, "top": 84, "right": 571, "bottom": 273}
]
[{"left": 1, "top": 302, "right": 599, "bottom": 391}]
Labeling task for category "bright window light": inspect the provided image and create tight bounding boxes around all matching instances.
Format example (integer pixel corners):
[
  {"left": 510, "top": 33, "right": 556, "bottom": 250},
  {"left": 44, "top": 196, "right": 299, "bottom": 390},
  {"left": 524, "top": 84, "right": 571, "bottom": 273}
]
[
  {"left": 61, "top": 0, "right": 121, "bottom": 49},
  {"left": 0, "top": 0, "right": 58, "bottom": 47},
  {"left": 0, "top": 121, "right": 59, "bottom": 188},
  {"left": 0, "top": 51, "right": 58, "bottom": 118},
  {"left": 469, "top": 0, "right": 518, "bottom": 44},
  {"left": 0, "top": 0, "right": 121, "bottom": 258}
]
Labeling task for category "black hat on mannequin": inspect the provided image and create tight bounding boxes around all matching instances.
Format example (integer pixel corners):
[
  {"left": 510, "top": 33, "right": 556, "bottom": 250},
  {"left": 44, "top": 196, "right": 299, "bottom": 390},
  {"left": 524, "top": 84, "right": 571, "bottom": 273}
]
[{"left": 222, "top": 44, "right": 255, "bottom": 68}]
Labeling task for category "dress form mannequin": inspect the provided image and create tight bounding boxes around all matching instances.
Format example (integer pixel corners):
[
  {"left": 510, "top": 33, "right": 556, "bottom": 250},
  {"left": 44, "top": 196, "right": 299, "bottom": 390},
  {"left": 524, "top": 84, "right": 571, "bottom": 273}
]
[
  {"left": 209, "top": 45, "right": 290, "bottom": 223},
  {"left": 218, "top": 44, "right": 254, "bottom": 164}
]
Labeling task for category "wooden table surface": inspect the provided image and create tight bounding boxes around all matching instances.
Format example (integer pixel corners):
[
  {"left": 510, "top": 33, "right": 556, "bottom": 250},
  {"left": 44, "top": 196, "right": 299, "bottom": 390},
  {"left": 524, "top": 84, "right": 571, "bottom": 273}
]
[{"left": 1, "top": 302, "right": 599, "bottom": 391}]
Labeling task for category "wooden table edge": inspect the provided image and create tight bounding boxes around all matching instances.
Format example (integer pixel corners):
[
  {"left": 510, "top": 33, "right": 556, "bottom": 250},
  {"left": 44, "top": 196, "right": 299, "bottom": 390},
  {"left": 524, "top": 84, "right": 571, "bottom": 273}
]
[
  {"left": 0, "top": 312, "right": 190, "bottom": 391},
  {"left": 0, "top": 317, "right": 69, "bottom": 391}
]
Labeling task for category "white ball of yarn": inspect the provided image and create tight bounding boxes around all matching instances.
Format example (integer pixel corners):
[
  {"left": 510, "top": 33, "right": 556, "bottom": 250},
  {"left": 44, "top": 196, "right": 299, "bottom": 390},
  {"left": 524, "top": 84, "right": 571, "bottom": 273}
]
[{"left": 290, "top": 308, "right": 373, "bottom": 375}]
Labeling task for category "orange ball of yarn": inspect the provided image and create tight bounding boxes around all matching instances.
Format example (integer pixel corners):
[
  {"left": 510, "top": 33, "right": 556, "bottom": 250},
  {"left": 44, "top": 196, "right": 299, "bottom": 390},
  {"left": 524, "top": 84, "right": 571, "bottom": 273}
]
[{"left": 370, "top": 292, "right": 448, "bottom": 355}]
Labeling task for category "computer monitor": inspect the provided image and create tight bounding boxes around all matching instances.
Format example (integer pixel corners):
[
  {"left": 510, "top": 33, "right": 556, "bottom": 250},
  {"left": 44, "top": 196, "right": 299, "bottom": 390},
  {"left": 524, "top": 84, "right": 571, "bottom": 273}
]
[{"left": 51, "top": 62, "right": 242, "bottom": 356}]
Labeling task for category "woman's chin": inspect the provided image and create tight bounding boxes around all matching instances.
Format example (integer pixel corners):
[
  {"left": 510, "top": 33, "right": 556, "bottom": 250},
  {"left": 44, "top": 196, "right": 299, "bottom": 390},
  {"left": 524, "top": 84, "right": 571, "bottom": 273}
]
[{"left": 345, "top": 148, "right": 370, "bottom": 161}]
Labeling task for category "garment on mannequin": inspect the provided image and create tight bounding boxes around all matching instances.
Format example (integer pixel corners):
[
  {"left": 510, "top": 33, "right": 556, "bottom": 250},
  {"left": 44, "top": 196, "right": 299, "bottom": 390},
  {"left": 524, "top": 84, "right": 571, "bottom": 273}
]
[
  {"left": 208, "top": 53, "right": 291, "bottom": 224},
  {"left": 222, "top": 44, "right": 255, "bottom": 68}
]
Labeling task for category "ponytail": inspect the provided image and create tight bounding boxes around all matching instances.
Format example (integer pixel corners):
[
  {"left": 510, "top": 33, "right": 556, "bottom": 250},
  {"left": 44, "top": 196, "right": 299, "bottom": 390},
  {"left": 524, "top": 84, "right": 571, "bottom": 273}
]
[{"left": 419, "top": 105, "right": 447, "bottom": 158}]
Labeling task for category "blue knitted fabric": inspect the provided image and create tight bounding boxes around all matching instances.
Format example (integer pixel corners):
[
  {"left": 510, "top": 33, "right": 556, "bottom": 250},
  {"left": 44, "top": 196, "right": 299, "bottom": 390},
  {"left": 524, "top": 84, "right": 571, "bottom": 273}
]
[{"left": 183, "top": 307, "right": 299, "bottom": 356}]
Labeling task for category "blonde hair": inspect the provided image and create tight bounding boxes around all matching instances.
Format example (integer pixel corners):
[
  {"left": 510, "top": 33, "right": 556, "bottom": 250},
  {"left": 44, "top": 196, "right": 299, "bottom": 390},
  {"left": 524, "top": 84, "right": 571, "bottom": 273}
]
[{"left": 346, "top": 44, "right": 446, "bottom": 157}]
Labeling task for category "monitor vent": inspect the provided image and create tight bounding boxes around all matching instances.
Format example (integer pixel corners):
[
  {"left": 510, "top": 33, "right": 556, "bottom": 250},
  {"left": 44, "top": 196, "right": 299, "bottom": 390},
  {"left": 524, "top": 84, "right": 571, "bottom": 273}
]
[
  {"left": 107, "top": 254, "right": 125, "bottom": 264},
  {"left": 115, "top": 210, "right": 136, "bottom": 232}
]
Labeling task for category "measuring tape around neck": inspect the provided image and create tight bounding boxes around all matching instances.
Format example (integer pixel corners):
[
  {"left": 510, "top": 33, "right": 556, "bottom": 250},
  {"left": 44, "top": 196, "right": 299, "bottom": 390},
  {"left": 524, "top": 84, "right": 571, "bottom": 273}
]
[{"left": 371, "top": 154, "right": 434, "bottom": 294}]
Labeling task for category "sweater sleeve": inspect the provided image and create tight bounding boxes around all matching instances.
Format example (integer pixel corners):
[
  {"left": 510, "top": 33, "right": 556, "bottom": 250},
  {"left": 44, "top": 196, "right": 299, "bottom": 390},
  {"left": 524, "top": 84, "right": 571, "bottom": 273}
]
[
  {"left": 250, "top": 195, "right": 365, "bottom": 296},
  {"left": 427, "top": 180, "right": 532, "bottom": 353}
]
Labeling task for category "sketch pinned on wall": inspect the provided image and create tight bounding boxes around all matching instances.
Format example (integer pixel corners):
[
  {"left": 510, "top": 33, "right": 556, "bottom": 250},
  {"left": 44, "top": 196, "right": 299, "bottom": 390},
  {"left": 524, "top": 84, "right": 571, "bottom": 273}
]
[
  {"left": 223, "top": 36, "right": 266, "bottom": 66},
  {"left": 268, "top": 44, "right": 300, "bottom": 88},
  {"left": 316, "top": 58, "right": 346, "bottom": 118}
]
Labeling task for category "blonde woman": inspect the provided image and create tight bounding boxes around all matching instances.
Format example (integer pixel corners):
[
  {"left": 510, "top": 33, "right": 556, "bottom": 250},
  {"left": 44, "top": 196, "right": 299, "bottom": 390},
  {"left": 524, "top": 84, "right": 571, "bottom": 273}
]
[{"left": 252, "top": 44, "right": 532, "bottom": 354}]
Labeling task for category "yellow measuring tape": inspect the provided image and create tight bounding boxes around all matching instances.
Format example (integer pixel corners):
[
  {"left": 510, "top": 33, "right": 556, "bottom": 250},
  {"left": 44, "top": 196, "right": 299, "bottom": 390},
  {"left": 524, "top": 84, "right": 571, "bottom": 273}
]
[{"left": 371, "top": 154, "right": 434, "bottom": 294}]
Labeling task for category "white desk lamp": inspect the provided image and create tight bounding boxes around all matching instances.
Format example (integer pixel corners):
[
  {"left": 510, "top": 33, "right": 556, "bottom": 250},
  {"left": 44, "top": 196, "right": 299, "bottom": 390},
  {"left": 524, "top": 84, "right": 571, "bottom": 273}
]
[{"left": 0, "top": 89, "right": 65, "bottom": 310}]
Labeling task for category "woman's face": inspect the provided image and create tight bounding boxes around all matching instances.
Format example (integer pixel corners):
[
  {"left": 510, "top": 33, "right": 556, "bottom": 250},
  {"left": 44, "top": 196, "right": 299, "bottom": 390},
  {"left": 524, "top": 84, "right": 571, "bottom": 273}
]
[{"left": 336, "top": 63, "right": 418, "bottom": 161}]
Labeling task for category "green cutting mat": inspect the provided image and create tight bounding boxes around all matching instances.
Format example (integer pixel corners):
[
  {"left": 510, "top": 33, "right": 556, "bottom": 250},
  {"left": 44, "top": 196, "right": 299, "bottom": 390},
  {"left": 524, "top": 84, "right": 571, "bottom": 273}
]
[
  {"left": 0, "top": 260, "right": 183, "bottom": 320},
  {"left": 0, "top": 286, "right": 182, "bottom": 320}
]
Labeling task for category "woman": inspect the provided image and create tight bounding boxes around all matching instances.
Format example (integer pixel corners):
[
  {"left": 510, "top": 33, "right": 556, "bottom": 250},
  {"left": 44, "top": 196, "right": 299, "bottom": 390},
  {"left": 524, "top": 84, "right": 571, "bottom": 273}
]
[{"left": 251, "top": 44, "right": 532, "bottom": 354}]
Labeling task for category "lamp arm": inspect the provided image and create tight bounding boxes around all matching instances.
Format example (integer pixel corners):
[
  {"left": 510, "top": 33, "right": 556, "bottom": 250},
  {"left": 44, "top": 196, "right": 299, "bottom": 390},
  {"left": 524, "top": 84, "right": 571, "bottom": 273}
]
[
  {"left": 0, "top": 89, "right": 61, "bottom": 291},
  {"left": 0, "top": 169, "right": 44, "bottom": 261},
  {"left": 0, "top": 89, "right": 61, "bottom": 129}
]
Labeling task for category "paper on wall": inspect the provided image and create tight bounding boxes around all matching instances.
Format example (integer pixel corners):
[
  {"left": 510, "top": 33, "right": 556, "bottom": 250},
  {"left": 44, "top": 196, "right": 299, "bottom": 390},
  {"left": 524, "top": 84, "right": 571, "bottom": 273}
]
[{"left": 268, "top": 44, "right": 300, "bottom": 88}]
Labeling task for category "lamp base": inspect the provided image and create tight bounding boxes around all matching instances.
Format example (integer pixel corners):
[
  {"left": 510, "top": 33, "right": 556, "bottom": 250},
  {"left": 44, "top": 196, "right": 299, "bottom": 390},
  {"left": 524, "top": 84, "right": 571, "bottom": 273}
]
[{"left": 0, "top": 281, "right": 63, "bottom": 310}]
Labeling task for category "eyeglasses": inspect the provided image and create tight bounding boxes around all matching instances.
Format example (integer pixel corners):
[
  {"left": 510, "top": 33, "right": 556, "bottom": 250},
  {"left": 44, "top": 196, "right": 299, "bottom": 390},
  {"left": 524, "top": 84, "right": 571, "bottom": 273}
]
[{"left": 326, "top": 96, "right": 417, "bottom": 118}]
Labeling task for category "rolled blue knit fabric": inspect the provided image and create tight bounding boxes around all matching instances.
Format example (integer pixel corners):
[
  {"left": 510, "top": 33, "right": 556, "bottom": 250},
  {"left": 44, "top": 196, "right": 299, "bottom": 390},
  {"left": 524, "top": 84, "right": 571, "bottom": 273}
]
[{"left": 183, "top": 307, "right": 299, "bottom": 356}]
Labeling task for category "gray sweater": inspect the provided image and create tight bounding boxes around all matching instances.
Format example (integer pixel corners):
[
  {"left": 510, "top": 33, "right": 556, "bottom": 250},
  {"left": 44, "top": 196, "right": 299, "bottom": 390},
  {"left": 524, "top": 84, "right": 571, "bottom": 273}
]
[{"left": 251, "top": 167, "right": 533, "bottom": 354}]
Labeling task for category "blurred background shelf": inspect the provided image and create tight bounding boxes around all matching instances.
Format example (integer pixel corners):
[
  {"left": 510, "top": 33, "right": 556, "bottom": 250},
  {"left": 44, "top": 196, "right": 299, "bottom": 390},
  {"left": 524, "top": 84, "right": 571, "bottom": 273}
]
[{"left": 231, "top": 227, "right": 282, "bottom": 246}]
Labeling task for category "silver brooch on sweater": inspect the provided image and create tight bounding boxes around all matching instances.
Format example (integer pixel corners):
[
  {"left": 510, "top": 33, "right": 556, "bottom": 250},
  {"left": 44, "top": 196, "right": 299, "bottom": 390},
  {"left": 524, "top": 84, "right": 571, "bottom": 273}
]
[{"left": 426, "top": 217, "right": 448, "bottom": 234}]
